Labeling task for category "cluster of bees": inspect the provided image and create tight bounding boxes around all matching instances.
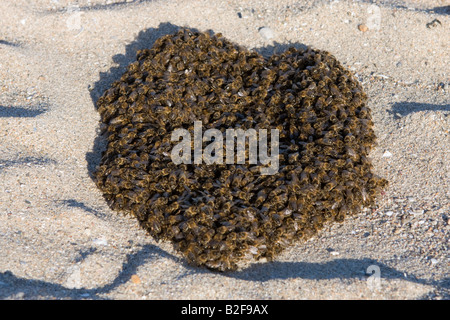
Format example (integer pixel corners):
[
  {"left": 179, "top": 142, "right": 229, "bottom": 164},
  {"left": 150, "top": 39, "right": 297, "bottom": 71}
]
[{"left": 94, "top": 29, "right": 388, "bottom": 271}]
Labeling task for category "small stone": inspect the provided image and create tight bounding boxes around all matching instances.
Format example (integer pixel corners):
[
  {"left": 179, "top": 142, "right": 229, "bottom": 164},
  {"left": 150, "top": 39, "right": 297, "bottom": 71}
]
[
  {"left": 92, "top": 238, "right": 108, "bottom": 246},
  {"left": 430, "top": 258, "right": 438, "bottom": 265},
  {"left": 326, "top": 248, "right": 340, "bottom": 255},
  {"left": 131, "top": 274, "right": 141, "bottom": 284},
  {"left": 385, "top": 211, "right": 394, "bottom": 216},
  {"left": 382, "top": 150, "right": 393, "bottom": 158},
  {"left": 439, "top": 82, "right": 449, "bottom": 91},
  {"left": 14, "top": 292, "right": 25, "bottom": 299},
  {"left": 358, "top": 24, "right": 369, "bottom": 32},
  {"left": 258, "top": 27, "right": 274, "bottom": 40}
]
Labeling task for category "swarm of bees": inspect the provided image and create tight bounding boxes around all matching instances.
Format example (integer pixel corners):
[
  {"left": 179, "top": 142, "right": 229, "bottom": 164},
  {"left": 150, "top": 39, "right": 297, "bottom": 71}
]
[{"left": 94, "top": 29, "right": 388, "bottom": 271}]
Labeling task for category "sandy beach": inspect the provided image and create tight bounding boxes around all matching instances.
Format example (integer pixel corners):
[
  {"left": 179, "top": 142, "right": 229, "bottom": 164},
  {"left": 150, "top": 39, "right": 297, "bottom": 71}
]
[{"left": 0, "top": 0, "right": 448, "bottom": 299}]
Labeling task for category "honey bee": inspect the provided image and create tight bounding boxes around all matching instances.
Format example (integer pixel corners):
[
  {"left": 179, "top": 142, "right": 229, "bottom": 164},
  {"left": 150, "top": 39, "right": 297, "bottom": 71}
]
[{"left": 146, "top": 216, "right": 162, "bottom": 235}]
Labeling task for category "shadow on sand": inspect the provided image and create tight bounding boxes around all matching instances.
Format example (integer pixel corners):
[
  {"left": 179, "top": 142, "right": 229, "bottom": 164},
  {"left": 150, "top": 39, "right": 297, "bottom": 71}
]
[
  {"left": 0, "top": 39, "right": 21, "bottom": 48},
  {"left": 44, "top": 0, "right": 156, "bottom": 13},
  {"left": 0, "top": 156, "right": 56, "bottom": 172},
  {"left": 389, "top": 102, "right": 450, "bottom": 118},
  {"left": 54, "top": 199, "right": 110, "bottom": 220},
  {"left": 0, "top": 243, "right": 448, "bottom": 299},
  {"left": 0, "top": 105, "right": 48, "bottom": 118},
  {"left": 432, "top": 5, "right": 450, "bottom": 15}
]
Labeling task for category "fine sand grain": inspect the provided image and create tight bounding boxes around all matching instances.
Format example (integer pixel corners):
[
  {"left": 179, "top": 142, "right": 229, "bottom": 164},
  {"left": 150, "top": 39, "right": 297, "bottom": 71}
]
[{"left": 0, "top": 0, "right": 448, "bottom": 299}]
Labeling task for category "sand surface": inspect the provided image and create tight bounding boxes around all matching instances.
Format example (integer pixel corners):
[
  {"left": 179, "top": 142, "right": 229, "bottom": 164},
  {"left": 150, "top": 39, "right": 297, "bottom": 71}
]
[{"left": 0, "top": 0, "right": 448, "bottom": 300}]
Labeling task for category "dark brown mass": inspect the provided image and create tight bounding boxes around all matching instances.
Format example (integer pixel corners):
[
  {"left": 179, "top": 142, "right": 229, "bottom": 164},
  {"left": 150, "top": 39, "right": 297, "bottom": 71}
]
[{"left": 94, "top": 29, "right": 388, "bottom": 271}]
